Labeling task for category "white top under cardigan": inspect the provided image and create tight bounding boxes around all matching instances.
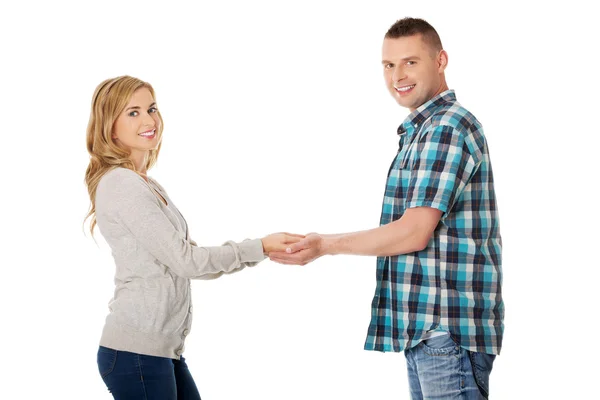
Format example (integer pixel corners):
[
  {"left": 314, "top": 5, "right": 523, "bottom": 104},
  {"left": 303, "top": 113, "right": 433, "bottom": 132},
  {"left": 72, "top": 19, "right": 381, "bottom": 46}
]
[{"left": 95, "top": 167, "right": 265, "bottom": 359}]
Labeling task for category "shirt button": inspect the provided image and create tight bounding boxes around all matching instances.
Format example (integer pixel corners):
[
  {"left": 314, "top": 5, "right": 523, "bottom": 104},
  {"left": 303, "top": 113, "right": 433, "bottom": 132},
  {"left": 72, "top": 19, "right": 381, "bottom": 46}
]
[
  {"left": 183, "top": 329, "right": 189, "bottom": 336},
  {"left": 189, "top": 306, "right": 193, "bottom": 313},
  {"left": 176, "top": 348, "right": 183, "bottom": 356}
]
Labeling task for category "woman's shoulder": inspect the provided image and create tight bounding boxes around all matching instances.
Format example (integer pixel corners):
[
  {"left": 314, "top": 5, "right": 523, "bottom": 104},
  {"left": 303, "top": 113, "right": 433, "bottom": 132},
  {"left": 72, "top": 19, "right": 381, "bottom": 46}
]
[
  {"left": 97, "top": 167, "right": 147, "bottom": 201},
  {"left": 147, "top": 175, "right": 168, "bottom": 194},
  {"left": 103, "top": 166, "right": 139, "bottom": 179}
]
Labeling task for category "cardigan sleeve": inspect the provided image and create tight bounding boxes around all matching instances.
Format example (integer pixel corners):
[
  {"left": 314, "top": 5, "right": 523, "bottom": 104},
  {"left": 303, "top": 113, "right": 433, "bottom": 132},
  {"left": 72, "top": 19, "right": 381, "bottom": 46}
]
[{"left": 96, "top": 168, "right": 265, "bottom": 279}]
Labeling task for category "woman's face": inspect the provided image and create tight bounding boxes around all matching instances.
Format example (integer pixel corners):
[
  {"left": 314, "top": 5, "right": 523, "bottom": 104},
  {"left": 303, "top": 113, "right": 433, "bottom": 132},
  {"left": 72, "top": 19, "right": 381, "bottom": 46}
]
[{"left": 111, "top": 87, "right": 161, "bottom": 158}]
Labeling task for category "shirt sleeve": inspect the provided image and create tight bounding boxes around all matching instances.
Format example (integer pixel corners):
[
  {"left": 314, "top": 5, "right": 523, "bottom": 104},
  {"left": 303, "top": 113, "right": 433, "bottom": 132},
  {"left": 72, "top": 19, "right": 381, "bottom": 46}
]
[
  {"left": 404, "top": 125, "right": 479, "bottom": 216},
  {"left": 96, "top": 168, "right": 265, "bottom": 279}
]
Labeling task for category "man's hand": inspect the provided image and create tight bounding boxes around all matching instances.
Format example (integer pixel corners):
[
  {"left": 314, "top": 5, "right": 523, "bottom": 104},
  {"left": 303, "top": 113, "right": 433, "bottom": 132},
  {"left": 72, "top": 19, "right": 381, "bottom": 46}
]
[
  {"left": 268, "top": 233, "right": 325, "bottom": 265},
  {"left": 261, "top": 232, "right": 305, "bottom": 255}
]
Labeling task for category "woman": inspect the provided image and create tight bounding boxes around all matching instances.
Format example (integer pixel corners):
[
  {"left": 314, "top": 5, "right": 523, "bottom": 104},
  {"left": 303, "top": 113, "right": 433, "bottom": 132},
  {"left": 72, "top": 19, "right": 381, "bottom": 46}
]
[{"left": 84, "top": 75, "right": 301, "bottom": 399}]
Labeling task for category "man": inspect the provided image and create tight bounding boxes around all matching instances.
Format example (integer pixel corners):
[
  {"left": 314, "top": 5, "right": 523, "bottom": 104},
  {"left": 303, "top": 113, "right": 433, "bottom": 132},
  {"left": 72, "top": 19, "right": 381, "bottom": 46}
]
[{"left": 269, "top": 17, "right": 503, "bottom": 400}]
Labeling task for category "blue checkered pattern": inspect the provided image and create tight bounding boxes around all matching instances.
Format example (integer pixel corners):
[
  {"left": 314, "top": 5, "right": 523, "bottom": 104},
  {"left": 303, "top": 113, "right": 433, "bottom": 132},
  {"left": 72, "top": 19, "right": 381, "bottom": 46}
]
[{"left": 364, "top": 90, "right": 504, "bottom": 355}]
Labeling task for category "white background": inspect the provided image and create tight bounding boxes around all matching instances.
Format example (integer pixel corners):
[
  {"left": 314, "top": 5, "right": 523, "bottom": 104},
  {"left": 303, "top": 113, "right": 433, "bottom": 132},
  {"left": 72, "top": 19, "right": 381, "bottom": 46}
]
[{"left": 1, "top": 0, "right": 598, "bottom": 398}]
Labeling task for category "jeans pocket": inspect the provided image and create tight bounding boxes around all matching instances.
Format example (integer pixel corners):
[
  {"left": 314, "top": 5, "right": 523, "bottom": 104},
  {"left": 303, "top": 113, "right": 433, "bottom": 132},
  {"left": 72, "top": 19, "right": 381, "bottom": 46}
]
[
  {"left": 97, "top": 346, "right": 118, "bottom": 378},
  {"left": 468, "top": 351, "right": 495, "bottom": 398},
  {"left": 420, "top": 334, "right": 460, "bottom": 357}
]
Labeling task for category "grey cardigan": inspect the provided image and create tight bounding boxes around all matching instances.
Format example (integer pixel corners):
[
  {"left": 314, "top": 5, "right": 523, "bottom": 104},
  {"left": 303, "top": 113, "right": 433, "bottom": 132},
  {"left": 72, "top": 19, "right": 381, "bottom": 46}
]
[{"left": 95, "top": 167, "right": 265, "bottom": 359}]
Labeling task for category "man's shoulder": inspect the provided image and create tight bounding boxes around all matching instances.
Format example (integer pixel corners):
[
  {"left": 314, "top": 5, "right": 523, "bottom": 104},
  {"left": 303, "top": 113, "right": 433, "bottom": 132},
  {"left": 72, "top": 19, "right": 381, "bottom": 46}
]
[
  {"left": 422, "top": 101, "right": 487, "bottom": 161},
  {"left": 429, "top": 101, "right": 482, "bottom": 133}
]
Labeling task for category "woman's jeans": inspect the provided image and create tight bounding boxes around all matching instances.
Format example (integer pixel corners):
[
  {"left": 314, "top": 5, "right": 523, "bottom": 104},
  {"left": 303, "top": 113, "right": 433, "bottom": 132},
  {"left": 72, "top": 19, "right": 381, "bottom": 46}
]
[
  {"left": 404, "top": 334, "right": 495, "bottom": 399},
  {"left": 97, "top": 346, "right": 201, "bottom": 400}
]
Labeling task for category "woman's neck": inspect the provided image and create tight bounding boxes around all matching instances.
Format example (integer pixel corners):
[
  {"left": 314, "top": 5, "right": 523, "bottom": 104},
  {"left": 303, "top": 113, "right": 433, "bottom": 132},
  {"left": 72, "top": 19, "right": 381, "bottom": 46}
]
[{"left": 129, "top": 150, "right": 148, "bottom": 177}]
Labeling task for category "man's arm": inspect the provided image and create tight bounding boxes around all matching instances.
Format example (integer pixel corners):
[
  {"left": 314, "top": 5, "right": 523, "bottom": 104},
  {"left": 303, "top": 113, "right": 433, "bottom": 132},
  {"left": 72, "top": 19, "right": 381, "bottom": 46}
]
[
  {"left": 268, "top": 207, "right": 442, "bottom": 265},
  {"left": 270, "top": 124, "right": 476, "bottom": 266}
]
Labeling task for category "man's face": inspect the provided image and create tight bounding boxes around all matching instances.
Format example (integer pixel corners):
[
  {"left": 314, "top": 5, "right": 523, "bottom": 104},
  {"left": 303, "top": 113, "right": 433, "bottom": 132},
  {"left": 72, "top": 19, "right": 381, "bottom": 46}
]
[{"left": 382, "top": 34, "right": 448, "bottom": 111}]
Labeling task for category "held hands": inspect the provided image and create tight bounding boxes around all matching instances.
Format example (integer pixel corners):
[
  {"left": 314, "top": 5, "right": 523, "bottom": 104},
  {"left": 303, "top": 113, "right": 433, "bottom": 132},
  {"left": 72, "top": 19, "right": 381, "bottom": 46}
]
[
  {"left": 268, "top": 233, "right": 325, "bottom": 266},
  {"left": 261, "top": 232, "right": 306, "bottom": 255}
]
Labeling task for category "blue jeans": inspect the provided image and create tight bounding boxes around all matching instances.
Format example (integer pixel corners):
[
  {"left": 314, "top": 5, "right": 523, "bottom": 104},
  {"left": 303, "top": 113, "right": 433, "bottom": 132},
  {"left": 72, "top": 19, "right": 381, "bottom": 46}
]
[
  {"left": 404, "top": 334, "right": 495, "bottom": 399},
  {"left": 97, "top": 346, "right": 201, "bottom": 400}
]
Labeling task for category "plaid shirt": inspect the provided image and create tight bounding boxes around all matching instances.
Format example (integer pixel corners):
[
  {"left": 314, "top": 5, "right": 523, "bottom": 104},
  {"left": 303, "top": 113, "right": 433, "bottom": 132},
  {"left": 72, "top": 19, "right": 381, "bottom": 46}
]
[{"left": 364, "top": 90, "right": 504, "bottom": 355}]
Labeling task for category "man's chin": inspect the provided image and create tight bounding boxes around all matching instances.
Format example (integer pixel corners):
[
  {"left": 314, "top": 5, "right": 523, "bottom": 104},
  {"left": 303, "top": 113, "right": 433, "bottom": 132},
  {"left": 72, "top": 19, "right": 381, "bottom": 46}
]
[{"left": 394, "top": 97, "right": 414, "bottom": 109}]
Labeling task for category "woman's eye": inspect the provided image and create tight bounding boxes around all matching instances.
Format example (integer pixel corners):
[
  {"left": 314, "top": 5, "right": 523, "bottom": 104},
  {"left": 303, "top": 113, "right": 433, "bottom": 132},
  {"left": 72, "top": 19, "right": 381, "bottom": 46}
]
[
  {"left": 149, "top": 107, "right": 158, "bottom": 113},
  {"left": 129, "top": 111, "right": 139, "bottom": 117}
]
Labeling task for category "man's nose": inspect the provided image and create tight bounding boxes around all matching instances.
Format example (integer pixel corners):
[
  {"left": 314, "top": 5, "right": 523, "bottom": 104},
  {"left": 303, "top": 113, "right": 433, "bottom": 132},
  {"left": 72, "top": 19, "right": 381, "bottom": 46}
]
[{"left": 392, "top": 65, "right": 406, "bottom": 82}]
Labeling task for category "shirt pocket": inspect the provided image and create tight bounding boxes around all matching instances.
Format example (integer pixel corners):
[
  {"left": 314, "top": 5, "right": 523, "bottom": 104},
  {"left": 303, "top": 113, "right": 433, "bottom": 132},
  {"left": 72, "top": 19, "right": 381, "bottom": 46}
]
[
  {"left": 391, "top": 153, "right": 414, "bottom": 216},
  {"left": 399, "top": 134, "right": 420, "bottom": 170},
  {"left": 383, "top": 156, "right": 404, "bottom": 220}
]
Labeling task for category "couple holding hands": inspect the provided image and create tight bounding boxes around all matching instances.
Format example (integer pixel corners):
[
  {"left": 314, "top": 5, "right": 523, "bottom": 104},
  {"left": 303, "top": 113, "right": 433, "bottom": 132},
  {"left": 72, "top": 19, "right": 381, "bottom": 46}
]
[{"left": 86, "top": 17, "right": 503, "bottom": 400}]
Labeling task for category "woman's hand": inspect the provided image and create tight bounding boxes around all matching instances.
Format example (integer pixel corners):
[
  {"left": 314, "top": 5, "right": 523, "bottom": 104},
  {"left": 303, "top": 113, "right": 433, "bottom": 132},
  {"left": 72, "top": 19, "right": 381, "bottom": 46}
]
[
  {"left": 267, "top": 233, "right": 326, "bottom": 266},
  {"left": 261, "top": 232, "right": 305, "bottom": 254}
]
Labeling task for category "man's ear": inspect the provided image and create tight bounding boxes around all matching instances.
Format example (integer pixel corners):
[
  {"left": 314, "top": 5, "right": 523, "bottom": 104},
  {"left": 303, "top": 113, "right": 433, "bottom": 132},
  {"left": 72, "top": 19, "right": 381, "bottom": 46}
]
[{"left": 438, "top": 50, "right": 449, "bottom": 73}]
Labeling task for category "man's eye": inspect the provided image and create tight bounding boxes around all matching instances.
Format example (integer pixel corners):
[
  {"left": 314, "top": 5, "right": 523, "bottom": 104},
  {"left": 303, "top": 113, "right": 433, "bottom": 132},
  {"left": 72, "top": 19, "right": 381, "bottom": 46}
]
[
  {"left": 385, "top": 64, "right": 394, "bottom": 69},
  {"left": 406, "top": 61, "right": 416, "bottom": 66},
  {"left": 129, "top": 111, "right": 139, "bottom": 117}
]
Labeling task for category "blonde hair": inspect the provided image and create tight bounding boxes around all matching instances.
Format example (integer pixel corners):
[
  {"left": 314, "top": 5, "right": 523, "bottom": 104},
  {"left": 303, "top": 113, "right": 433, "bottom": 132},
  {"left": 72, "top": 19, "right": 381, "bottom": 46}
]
[{"left": 84, "top": 75, "right": 164, "bottom": 236}]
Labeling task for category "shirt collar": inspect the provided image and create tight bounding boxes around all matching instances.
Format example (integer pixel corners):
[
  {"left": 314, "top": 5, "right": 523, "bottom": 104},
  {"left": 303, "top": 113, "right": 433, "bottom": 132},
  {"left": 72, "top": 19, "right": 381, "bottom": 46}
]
[{"left": 397, "top": 89, "right": 456, "bottom": 137}]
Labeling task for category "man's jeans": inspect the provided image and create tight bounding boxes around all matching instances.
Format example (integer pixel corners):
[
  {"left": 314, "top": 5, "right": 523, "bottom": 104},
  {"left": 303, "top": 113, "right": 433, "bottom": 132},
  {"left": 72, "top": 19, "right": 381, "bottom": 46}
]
[
  {"left": 97, "top": 346, "right": 201, "bottom": 400},
  {"left": 404, "top": 334, "right": 495, "bottom": 399}
]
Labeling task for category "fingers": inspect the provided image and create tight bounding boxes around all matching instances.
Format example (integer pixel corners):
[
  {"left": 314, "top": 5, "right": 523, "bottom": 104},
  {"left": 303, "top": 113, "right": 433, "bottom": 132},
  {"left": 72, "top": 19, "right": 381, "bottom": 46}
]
[
  {"left": 268, "top": 249, "right": 312, "bottom": 265},
  {"left": 268, "top": 251, "right": 289, "bottom": 258},
  {"left": 283, "top": 234, "right": 304, "bottom": 244},
  {"left": 269, "top": 237, "right": 305, "bottom": 253},
  {"left": 268, "top": 256, "right": 299, "bottom": 265},
  {"left": 282, "top": 232, "right": 306, "bottom": 239},
  {"left": 285, "top": 238, "right": 310, "bottom": 254},
  {"left": 269, "top": 253, "right": 307, "bottom": 265}
]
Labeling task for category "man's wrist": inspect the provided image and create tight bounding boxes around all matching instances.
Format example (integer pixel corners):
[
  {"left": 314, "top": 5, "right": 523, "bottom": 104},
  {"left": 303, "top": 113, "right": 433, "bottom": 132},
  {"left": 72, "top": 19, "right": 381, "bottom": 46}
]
[{"left": 321, "top": 236, "right": 337, "bottom": 256}]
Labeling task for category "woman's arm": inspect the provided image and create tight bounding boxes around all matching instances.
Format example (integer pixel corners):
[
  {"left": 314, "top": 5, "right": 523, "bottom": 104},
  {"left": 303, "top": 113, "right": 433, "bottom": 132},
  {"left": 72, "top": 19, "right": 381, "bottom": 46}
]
[{"left": 96, "top": 169, "right": 296, "bottom": 279}]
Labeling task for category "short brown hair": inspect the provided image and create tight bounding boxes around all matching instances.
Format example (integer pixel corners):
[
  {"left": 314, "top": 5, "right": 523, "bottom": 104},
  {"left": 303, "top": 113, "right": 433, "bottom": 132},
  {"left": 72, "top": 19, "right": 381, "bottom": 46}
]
[{"left": 385, "top": 17, "right": 443, "bottom": 54}]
